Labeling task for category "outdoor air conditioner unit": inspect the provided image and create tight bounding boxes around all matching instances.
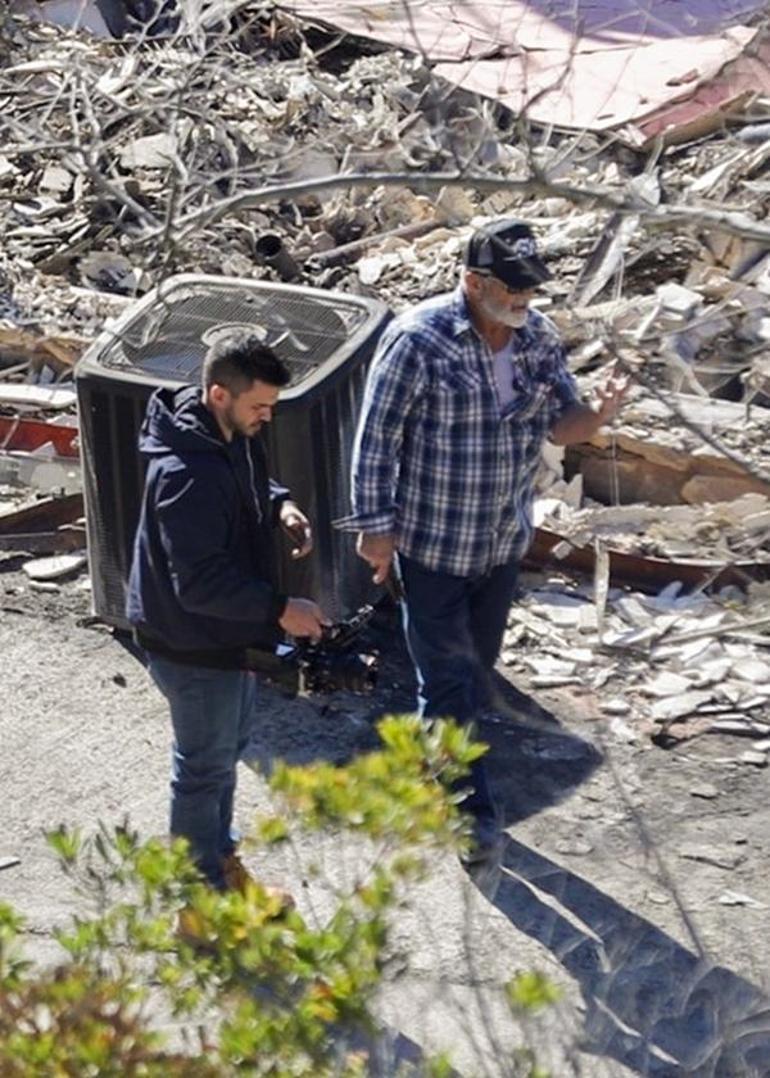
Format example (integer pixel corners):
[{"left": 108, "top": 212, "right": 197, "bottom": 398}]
[{"left": 75, "top": 274, "right": 391, "bottom": 629}]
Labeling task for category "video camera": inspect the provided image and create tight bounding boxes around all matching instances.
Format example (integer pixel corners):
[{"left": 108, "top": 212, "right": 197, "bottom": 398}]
[{"left": 243, "top": 604, "right": 378, "bottom": 697}]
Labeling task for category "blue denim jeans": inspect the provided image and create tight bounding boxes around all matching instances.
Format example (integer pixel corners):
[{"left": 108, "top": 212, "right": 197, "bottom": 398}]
[
  {"left": 148, "top": 656, "right": 257, "bottom": 890},
  {"left": 398, "top": 555, "right": 520, "bottom": 823}
]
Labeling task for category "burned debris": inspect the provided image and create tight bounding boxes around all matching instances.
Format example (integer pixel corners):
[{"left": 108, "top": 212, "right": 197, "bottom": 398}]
[
  {"left": 503, "top": 577, "right": 770, "bottom": 751},
  {"left": 1, "top": 4, "right": 769, "bottom": 752}
]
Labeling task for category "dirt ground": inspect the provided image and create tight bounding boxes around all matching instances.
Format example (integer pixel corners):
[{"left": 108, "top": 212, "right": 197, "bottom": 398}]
[{"left": 2, "top": 559, "right": 770, "bottom": 1077}]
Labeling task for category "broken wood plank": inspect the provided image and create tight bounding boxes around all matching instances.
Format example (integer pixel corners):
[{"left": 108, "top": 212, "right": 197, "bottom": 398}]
[
  {"left": 566, "top": 425, "right": 770, "bottom": 506},
  {"left": 0, "top": 325, "right": 84, "bottom": 368},
  {"left": 661, "top": 614, "right": 770, "bottom": 647},
  {"left": 0, "top": 528, "right": 86, "bottom": 553},
  {"left": 311, "top": 218, "right": 445, "bottom": 267},
  {"left": 0, "top": 383, "right": 77, "bottom": 409},
  {"left": 570, "top": 172, "right": 660, "bottom": 307},
  {"left": 525, "top": 525, "right": 768, "bottom": 592},
  {"left": 0, "top": 492, "right": 83, "bottom": 534}
]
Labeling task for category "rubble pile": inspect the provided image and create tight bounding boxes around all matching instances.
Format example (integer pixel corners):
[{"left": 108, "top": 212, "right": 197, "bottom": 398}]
[
  {"left": 503, "top": 579, "right": 770, "bottom": 750},
  {"left": 0, "top": 484, "right": 37, "bottom": 516},
  {"left": 1, "top": 10, "right": 769, "bottom": 748},
  {"left": 2, "top": 15, "right": 769, "bottom": 364},
  {"left": 0, "top": 19, "right": 498, "bottom": 353},
  {"left": 537, "top": 494, "right": 770, "bottom": 564}
]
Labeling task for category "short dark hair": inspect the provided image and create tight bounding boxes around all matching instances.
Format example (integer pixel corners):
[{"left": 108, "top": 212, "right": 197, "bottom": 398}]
[{"left": 201, "top": 329, "right": 291, "bottom": 394}]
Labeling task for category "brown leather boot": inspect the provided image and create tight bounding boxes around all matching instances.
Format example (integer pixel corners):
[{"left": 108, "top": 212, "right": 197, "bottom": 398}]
[{"left": 222, "top": 852, "right": 295, "bottom": 911}]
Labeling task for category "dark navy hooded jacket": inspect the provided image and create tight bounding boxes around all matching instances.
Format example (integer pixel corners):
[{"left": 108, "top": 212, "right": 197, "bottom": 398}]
[{"left": 126, "top": 385, "right": 289, "bottom": 654}]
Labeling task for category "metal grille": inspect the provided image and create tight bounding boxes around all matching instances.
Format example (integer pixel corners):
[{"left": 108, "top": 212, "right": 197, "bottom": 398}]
[
  {"left": 97, "top": 280, "right": 368, "bottom": 386},
  {"left": 76, "top": 276, "right": 391, "bottom": 627},
  {"left": 79, "top": 380, "right": 152, "bottom": 623}
]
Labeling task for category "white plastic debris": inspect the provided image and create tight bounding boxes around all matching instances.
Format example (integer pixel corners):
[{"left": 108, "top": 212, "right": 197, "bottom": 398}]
[{"left": 23, "top": 552, "right": 87, "bottom": 581}]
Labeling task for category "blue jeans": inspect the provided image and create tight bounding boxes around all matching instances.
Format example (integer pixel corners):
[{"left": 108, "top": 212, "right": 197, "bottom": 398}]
[
  {"left": 398, "top": 555, "right": 520, "bottom": 823},
  {"left": 148, "top": 656, "right": 257, "bottom": 890}
]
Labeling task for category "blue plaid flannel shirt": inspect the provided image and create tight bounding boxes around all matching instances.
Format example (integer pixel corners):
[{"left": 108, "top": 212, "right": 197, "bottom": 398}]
[{"left": 342, "top": 287, "right": 579, "bottom": 576}]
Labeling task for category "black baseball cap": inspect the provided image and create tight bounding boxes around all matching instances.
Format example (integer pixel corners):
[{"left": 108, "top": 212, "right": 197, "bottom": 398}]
[{"left": 464, "top": 219, "right": 551, "bottom": 290}]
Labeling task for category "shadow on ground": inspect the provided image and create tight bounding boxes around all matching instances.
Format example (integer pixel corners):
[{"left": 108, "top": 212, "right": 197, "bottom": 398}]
[
  {"left": 121, "top": 602, "right": 604, "bottom": 839},
  {"left": 125, "top": 610, "right": 770, "bottom": 1076},
  {"left": 470, "top": 839, "right": 770, "bottom": 1077}
]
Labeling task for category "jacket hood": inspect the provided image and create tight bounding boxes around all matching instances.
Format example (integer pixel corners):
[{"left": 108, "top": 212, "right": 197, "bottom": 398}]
[{"left": 139, "top": 385, "right": 224, "bottom": 457}]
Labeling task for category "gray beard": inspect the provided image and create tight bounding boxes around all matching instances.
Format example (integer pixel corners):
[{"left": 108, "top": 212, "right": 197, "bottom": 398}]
[
  {"left": 496, "top": 310, "right": 528, "bottom": 329},
  {"left": 482, "top": 300, "right": 528, "bottom": 329}
]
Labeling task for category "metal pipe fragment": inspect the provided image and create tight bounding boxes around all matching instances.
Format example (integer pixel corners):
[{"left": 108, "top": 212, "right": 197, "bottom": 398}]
[
  {"left": 254, "top": 233, "right": 300, "bottom": 281},
  {"left": 310, "top": 218, "right": 445, "bottom": 268}
]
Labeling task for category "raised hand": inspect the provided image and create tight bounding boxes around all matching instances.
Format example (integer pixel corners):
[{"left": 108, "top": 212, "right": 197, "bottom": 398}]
[{"left": 280, "top": 501, "right": 313, "bottom": 559}]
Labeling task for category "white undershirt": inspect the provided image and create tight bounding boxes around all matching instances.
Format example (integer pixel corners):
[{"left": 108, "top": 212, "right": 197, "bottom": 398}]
[{"left": 492, "top": 339, "right": 516, "bottom": 409}]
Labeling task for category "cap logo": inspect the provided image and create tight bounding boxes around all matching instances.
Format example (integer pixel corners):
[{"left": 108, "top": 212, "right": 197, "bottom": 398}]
[{"left": 504, "top": 236, "right": 537, "bottom": 260}]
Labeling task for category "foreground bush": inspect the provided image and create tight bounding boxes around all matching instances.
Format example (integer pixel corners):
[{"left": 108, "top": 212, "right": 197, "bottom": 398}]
[{"left": 0, "top": 716, "right": 558, "bottom": 1076}]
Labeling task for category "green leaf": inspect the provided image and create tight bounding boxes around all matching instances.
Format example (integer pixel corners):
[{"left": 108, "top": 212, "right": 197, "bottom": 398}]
[
  {"left": 46, "top": 825, "right": 82, "bottom": 867},
  {"left": 255, "top": 815, "right": 290, "bottom": 844},
  {"left": 506, "top": 970, "right": 563, "bottom": 1013}
]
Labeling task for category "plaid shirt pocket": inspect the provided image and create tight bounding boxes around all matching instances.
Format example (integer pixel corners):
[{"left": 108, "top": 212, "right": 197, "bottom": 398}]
[
  {"left": 502, "top": 380, "right": 550, "bottom": 421},
  {"left": 436, "top": 367, "right": 485, "bottom": 393}
]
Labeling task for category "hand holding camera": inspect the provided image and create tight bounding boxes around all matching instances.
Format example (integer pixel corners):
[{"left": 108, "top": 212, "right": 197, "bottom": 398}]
[
  {"left": 279, "top": 598, "right": 330, "bottom": 641},
  {"left": 247, "top": 604, "right": 379, "bottom": 696}
]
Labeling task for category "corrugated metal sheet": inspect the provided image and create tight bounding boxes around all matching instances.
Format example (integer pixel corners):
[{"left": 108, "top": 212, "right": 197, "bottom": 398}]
[{"left": 281, "top": 0, "right": 770, "bottom": 144}]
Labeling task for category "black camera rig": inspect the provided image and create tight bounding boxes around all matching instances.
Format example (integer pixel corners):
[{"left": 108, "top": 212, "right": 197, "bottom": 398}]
[{"left": 243, "top": 604, "right": 378, "bottom": 697}]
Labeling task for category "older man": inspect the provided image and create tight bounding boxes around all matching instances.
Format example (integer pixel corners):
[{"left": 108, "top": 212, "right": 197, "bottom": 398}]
[{"left": 347, "top": 219, "right": 626, "bottom": 859}]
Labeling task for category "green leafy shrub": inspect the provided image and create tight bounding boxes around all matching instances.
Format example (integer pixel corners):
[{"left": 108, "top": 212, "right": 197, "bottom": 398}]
[{"left": 0, "top": 717, "right": 559, "bottom": 1076}]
